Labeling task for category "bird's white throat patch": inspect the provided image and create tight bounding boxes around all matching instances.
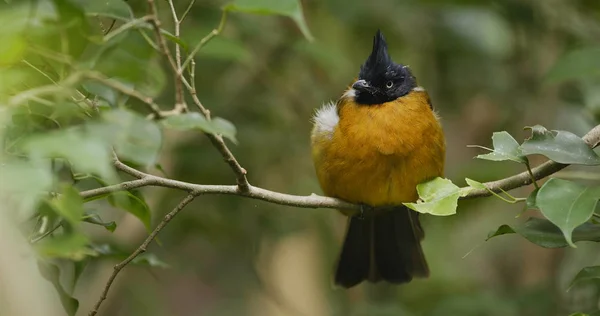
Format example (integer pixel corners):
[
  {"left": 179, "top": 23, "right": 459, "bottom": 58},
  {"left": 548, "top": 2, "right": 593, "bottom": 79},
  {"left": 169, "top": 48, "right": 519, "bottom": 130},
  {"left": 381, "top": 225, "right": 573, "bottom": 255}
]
[{"left": 312, "top": 101, "right": 339, "bottom": 139}]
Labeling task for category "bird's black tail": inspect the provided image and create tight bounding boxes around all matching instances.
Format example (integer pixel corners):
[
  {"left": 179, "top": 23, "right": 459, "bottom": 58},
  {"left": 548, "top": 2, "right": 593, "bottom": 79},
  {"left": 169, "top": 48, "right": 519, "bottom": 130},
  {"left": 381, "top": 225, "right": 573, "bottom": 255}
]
[{"left": 333, "top": 206, "right": 429, "bottom": 288}]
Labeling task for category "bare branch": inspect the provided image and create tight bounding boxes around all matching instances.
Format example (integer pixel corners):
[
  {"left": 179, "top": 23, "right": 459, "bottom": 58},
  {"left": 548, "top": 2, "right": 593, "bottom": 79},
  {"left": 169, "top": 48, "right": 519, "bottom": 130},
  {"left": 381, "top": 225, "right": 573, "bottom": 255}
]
[
  {"left": 88, "top": 193, "right": 198, "bottom": 316},
  {"left": 147, "top": 0, "right": 186, "bottom": 111}
]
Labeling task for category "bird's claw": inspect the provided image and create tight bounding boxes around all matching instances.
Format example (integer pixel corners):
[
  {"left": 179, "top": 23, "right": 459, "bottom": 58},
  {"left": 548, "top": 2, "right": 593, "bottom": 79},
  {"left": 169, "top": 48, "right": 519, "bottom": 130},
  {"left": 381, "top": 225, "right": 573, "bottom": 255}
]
[{"left": 358, "top": 203, "right": 372, "bottom": 220}]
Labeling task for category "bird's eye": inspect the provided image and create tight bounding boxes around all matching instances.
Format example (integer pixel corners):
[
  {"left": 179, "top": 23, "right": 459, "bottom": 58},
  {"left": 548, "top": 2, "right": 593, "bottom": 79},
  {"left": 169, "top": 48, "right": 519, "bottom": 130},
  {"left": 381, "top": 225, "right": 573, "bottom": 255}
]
[{"left": 386, "top": 81, "right": 394, "bottom": 89}]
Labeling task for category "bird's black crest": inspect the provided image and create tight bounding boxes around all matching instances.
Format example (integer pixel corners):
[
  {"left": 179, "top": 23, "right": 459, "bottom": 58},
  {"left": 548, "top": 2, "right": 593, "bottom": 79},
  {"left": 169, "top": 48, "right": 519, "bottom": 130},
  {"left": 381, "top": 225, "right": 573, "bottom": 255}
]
[
  {"left": 359, "top": 30, "right": 392, "bottom": 81},
  {"left": 354, "top": 30, "right": 417, "bottom": 105}
]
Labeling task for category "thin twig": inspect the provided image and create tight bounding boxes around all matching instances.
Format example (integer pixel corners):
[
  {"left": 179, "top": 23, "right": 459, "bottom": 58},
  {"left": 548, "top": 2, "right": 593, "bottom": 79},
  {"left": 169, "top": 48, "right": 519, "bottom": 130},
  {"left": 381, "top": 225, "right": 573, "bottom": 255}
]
[
  {"left": 147, "top": 0, "right": 186, "bottom": 112},
  {"left": 82, "top": 71, "right": 162, "bottom": 116},
  {"left": 30, "top": 222, "right": 63, "bottom": 244},
  {"left": 103, "top": 15, "right": 153, "bottom": 42},
  {"left": 180, "top": 9, "right": 228, "bottom": 72},
  {"left": 88, "top": 193, "right": 198, "bottom": 316},
  {"left": 7, "top": 73, "right": 82, "bottom": 106},
  {"left": 180, "top": 0, "right": 196, "bottom": 22},
  {"left": 21, "top": 60, "right": 95, "bottom": 111}
]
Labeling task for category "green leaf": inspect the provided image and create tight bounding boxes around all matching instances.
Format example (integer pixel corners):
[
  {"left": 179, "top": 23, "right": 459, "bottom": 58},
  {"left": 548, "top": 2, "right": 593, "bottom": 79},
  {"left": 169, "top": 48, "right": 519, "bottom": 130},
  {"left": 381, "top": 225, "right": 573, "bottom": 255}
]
[
  {"left": 471, "top": 131, "right": 526, "bottom": 163},
  {"left": 101, "top": 109, "right": 162, "bottom": 167},
  {"left": 72, "top": 259, "right": 89, "bottom": 290},
  {"left": 546, "top": 48, "right": 600, "bottom": 84},
  {"left": 37, "top": 261, "right": 79, "bottom": 316},
  {"left": 36, "top": 232, "right": 93, "bottom": 260},
  {"left": 404, "top": 177, "right": 461, "bottom": 216},
  {"left": 162, "top": 112, "right": 238, "bottom": 143},
  {"left": 108, "top": 191, "right": 151, "bottom": 233},
  {"left": 51, "top": 186, "right": 84, "bottom": 225},
  {"left": 199, "top": 37, "right": 252, "bottom": 63},
  {"left": 520, "top": 125, "right": 600, "bottom": 165},
  {"left": 81, "top": 80, "right": 120, "bottom": 106},
  {"left": 22, "top": 129, "right": 115, "bottom": 180},
  {"left": 132, "top": 253, "right": 169, "bottom": 268},
  {"left": 69, "top": 0, "right": 133, "bottom": 20},
  {"left": 487, "top": 217, "right": 600, "bottom": 248},
  {"left": 537, "top": 178, "right": 600, "bottom": 247},
  {"left": 211, "top": 117, "right": 238, "bottom": 143},
  {"left": 0, "top": 160, "right": 53, "bottom": 219},
  {"left": 569, "top": 266, "right": 600, "bottom": 291},
  {"left": 224, "top": 0, "right": 313, "bottom": 41},
  {"left": 82, "top": 212, "right": 116, "bottom": 232}
]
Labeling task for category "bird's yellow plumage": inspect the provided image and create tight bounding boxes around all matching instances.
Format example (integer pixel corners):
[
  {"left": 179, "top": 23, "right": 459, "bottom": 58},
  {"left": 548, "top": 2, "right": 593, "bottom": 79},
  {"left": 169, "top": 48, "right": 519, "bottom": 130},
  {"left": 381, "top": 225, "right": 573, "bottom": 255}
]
[
  {"left": 310, "top": 30, "right": 446, "bottom": 288},
  {"left": 312, "top": 89, "right": 445, "bottom": 210}
]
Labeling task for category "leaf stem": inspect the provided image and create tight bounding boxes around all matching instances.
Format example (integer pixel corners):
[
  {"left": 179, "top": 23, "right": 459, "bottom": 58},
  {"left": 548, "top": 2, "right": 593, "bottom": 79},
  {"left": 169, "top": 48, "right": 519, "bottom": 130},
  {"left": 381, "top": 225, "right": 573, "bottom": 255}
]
[{"left": 525, "top": 159, "right": 540, "bottom": 189}]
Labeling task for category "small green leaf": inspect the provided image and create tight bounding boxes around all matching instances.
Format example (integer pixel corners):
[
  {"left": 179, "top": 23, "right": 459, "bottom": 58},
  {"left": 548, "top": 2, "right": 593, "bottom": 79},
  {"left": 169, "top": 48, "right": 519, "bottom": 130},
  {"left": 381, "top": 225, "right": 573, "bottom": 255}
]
[
  {"left": 211, "top": 117, "right": 238, "bottom": 143},
  {"left": 51, "top": 186, "right": 84, "bottom": 225},
  {"left": 520, "top": 125, "right": 600, "bottom": 165},
  {"left": 546, "top": 48, "right": 600, "bottom": 84},
  {"left": 82, "top": 212, "right": 117, "bottom": 232},
  {"left": 101, "top": 109, "right": 162, "bottom": 167},
  {"left": 404, "top": 177, "right": 460, "bottom": 216},
  {"left": 109, "top": 191, "right": 151, "bottom": 233},
  {"left": 224, "top": 0, "right": 313, "bottom": 41},
  {"left": 70, "top": 0, "right": 133, "bottom": 20},
  {"left": 472, "top": 131, "right": 526, "bottom": 163},
  {"left": 37, "top": 261, "right": 79, "bottom": 316},
  {"left": 22, "top": 129, "right": 116, "bottom": 181},
  {"left": 132, "top": 253, "right": 169, "bottom": 268},
  {"left": 569, "top": 266, "right": 600, "bottom": 291},
  {"left": 537, "top": 178, "right": 600, "bottom": 247},
  {"left": 162, "top": 112, "right": 238, "bottom": 143},
  {"left": 487, "top": 217, "right": 600, "bottom": 248}
]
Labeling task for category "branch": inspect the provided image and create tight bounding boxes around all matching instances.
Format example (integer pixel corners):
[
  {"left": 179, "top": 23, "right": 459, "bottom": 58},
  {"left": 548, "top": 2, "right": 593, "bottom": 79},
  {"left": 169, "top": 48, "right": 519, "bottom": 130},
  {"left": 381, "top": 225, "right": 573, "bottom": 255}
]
[
  {"left": 147, "top": 0, "right": 186, "bottom": 112},
  {"left": 464, "top": 124, "right": 600, "bottom": 198},
  {"left": 88, "top": 193, "right": 198, "bottom": 316},
  {"left": 180, "top": 9, "right": 228, "bottom": 72},
  {"left": 81, "top": 123, "right": 600, "bottom": 214},
  {"left": 146, "top": 2, "right": 249, "bottom": 191}
]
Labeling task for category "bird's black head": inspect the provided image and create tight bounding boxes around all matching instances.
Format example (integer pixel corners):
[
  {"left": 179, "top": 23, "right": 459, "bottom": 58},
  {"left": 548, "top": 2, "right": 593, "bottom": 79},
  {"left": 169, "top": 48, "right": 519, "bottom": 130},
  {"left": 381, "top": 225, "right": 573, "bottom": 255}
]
[{"left": 352, "top": 30, "right": 416, "bottom": 105}]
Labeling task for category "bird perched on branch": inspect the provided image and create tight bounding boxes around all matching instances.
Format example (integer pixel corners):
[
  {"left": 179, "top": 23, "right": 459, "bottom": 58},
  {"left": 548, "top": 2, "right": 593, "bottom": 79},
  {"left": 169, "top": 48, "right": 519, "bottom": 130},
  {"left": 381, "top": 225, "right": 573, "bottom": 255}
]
[{"left": 310, "top": 30, "right": 446, "bottom": 288}]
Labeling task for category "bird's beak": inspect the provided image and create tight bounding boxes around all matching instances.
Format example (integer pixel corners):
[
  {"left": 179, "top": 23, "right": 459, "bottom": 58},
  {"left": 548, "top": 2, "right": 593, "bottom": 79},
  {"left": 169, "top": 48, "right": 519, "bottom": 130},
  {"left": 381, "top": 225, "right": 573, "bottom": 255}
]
[{"left": 352, "top": 79, "right": 370, "bottom": 92}]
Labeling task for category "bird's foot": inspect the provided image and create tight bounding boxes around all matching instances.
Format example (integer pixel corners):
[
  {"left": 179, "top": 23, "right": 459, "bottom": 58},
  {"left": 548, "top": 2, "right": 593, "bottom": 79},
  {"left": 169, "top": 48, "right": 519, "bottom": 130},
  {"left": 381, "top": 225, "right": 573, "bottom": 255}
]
[{"left": 358, "top": 203, "right": 374, "bottom": 220}]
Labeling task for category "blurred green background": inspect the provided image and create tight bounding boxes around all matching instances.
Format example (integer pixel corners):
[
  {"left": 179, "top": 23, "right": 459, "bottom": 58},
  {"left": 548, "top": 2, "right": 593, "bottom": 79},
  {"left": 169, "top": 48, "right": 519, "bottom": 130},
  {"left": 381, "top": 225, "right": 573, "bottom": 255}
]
[{"left": 4, "top": 0, "right": 600, "bottom": 315}]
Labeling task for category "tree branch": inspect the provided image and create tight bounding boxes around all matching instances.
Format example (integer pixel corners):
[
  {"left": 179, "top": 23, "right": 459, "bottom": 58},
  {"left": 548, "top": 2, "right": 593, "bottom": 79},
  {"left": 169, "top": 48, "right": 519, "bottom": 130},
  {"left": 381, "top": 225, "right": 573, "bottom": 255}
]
[
  {"left": 145, "top": 2, "right": 249, "bottom": 191},
  {"left": 88, "top": 193, "right": 198, "bottom": 316},
  {"left": 81, "top": 124, "right": 600, "bottom": 215},
  {"left": 464, "top": 124, "right": 600, "bottom": 198},
  {"left": 147, "top": 0, "right": 186, "bottom": 111}
]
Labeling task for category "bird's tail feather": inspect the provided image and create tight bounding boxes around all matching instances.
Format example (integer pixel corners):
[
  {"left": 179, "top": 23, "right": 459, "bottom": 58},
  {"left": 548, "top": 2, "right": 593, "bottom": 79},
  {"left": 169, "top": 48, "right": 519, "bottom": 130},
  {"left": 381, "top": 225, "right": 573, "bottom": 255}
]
[{"left": 334, "top": 206, "right": 429, "bottom": 288}]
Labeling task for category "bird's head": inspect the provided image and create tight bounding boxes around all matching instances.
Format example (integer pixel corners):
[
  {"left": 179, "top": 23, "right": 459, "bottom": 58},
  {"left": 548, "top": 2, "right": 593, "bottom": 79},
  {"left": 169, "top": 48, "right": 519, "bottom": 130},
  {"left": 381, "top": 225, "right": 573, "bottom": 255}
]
[{"left": 351, "top": 30, "right": 416, "bottom": 105}]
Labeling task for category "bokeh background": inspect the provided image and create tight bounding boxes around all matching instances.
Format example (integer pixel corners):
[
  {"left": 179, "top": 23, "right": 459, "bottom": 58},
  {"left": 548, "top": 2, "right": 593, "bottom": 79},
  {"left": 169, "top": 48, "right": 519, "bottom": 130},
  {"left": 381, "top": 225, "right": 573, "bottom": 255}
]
[{"left": 16, "top": 0, "right": 600, "bottom": 315}]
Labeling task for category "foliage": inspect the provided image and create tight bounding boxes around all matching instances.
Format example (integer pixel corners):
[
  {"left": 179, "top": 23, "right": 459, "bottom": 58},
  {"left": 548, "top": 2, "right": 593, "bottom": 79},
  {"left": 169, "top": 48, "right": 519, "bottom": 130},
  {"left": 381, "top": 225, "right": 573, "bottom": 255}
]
[{"left": 1, "top": 0, "right": 600, "bottom": 315}]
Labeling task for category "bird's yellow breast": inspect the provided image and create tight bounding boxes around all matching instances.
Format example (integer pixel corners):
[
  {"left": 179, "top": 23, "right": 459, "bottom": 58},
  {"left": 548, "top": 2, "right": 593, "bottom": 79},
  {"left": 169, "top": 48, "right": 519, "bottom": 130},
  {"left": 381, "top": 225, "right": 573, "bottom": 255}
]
[{"left": 311, "top": 90, "right": 445, "bottom": 208}]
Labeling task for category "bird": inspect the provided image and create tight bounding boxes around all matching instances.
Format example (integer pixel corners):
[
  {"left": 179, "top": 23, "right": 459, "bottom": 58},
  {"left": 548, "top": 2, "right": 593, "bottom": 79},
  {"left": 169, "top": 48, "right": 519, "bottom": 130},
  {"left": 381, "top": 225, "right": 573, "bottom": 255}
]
[{"left": 310, "top": 30, "right": 446, "bottom": 288}]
